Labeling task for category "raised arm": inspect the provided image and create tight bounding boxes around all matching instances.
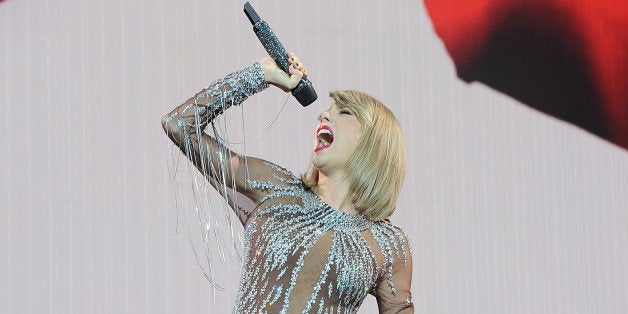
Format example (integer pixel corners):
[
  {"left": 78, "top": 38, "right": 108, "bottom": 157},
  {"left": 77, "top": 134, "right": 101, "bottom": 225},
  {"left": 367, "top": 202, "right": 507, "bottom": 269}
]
[
  {"left": 161, "top": 62, "right": 268, "bottom": 197},
  {"left": 161, "top": 55, "right": 307, "bottom": 221}
]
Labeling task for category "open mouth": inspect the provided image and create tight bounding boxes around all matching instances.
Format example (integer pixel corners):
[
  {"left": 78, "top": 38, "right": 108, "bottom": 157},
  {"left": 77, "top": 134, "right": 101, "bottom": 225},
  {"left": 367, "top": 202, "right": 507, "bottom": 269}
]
[{"left": 315, "top": 125, "right": 334, "bottom": 152}]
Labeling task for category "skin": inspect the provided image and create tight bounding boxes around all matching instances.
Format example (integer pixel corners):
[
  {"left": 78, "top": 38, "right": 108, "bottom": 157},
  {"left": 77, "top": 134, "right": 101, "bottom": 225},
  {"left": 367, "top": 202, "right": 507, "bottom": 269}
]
[
  {"left": 260, "top": 54, "right": 413, "bottom": 313},
  {"left": 165, "top": 53, "right": 414, "bottom": 312},
  {"left": 312, "top": 104, "right": 362, "bottom": 214},
  {"left": 259, "top": 53, "right": 361, "bottom": 214}
]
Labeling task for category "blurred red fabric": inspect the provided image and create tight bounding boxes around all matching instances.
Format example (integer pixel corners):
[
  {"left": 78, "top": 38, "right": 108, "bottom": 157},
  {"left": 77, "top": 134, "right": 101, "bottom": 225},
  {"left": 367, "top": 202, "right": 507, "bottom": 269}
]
[{"left": 424, "top": 0, "right": 627, "bottom": 150}]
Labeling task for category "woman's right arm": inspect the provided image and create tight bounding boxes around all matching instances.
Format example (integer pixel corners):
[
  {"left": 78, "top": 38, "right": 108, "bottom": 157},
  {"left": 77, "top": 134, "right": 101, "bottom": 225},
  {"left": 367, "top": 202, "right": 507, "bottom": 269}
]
[
  {"left": 161, "top": 56, "right": 306, "bottom": 205},
  {"left": 161, "top": 62, "right": 269, "bottom": 199}
]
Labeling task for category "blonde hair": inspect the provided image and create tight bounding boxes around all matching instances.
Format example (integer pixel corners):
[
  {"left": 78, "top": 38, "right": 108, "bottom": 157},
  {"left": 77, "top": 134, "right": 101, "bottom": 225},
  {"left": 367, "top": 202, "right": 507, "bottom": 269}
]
[{"left": 302, "top": 90, "right": 406, "bottom": 221}]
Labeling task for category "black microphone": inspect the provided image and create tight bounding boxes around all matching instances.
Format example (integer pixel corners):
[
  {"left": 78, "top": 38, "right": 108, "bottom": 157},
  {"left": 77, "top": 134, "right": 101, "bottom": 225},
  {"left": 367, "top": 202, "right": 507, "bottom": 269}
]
[{"left": 244, "top": 2, "right": 317, "bottom": 107}]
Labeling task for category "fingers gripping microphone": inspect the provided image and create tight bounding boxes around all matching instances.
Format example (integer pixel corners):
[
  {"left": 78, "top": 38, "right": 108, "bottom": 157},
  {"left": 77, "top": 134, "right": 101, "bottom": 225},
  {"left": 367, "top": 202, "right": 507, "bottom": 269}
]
[{"left": 244, "top": 2, "right": 317, "bottom": 107}]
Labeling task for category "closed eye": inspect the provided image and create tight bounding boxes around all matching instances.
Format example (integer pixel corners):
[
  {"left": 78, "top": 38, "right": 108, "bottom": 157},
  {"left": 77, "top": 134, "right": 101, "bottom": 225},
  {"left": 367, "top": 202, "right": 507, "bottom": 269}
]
[{"left": 339, "top": 109, "right": 353, "bottom": 115}]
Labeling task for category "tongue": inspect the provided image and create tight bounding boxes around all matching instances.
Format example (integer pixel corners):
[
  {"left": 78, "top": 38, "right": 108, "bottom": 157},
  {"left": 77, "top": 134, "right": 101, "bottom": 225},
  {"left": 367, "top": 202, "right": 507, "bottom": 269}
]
[{"left": 318, "top": 138, "right": 329, "bottom": 147}]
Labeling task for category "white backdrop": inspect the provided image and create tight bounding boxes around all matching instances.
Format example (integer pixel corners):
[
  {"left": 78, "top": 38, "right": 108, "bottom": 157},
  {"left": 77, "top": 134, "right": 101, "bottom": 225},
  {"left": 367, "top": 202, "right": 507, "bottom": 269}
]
[{"left": 2, "top": 0, "right": 627, "bottom": 313}]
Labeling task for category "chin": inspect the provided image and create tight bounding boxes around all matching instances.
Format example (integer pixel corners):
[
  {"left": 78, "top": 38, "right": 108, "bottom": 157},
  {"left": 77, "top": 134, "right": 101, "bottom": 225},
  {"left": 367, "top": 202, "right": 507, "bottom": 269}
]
[
  {"left": 311, "top": 154, "right": 329, "bottom": 171},
  {"left": 311, "top": 155, "right": 323, "bottom": 168}
]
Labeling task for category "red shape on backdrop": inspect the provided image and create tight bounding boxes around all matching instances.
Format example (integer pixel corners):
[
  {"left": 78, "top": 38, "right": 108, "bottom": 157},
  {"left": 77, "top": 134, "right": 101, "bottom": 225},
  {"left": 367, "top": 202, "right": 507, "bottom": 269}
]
[{"left": 424, "top": 0, "right": 628, "bottom": 150}]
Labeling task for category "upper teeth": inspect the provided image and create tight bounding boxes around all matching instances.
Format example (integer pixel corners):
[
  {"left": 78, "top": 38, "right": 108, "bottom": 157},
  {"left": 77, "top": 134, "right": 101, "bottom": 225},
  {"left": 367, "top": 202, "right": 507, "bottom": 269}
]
[{"left": 318, "top": 129, "right": 332, "bottom": 136}]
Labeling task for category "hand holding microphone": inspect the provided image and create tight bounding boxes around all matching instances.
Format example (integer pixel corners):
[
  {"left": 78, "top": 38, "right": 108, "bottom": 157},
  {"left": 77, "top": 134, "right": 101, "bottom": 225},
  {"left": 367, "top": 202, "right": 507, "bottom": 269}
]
[
  {"left": 244, "top": 2, "right": 318, "bottom": 107},
  {"left": 260, "top": 53, "right": 308, "bottom": 92}
]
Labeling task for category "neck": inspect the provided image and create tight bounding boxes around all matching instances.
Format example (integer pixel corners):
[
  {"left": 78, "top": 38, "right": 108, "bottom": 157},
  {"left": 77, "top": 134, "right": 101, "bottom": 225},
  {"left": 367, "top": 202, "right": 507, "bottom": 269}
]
[{"left": 316, "top": 170, "right": 357, "bottom": 214}]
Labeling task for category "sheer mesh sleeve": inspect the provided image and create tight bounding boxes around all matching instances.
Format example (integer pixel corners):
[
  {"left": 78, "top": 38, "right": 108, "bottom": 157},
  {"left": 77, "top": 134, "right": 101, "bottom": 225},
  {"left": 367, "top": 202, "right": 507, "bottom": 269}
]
[
  {"left": 374, "top": 228, "right": 414, "bottom": 313},
  {"left": 161, "top": 62, "right": 277, "bottom": 224}
]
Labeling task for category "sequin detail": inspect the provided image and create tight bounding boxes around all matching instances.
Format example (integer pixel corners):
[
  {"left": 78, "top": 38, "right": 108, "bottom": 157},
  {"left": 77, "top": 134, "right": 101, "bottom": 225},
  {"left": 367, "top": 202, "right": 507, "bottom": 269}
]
[
  {"left": 253, "top": 20, "right": 315, "bottom": 97},
  {"left": 161, "top": 63, "right": 269, "bottom": 289},
  {"left": 162, "top": 62, "right": 269, "bottom": 224},
  {"left": 234, "top": 162, "right": 410, "bottom": 313},
  {"left": 180, "top": 62, "right": 268, "bottom": 130},
  {"left": 162, "top": 64, "right": 412, "bottom": 312}
]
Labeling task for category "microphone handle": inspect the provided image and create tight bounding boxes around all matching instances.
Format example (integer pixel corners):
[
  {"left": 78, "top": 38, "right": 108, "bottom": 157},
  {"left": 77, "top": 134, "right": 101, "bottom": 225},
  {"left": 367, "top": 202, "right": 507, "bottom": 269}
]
[{"left": 244, "top": 3, "right": 317, "bottom": 106}]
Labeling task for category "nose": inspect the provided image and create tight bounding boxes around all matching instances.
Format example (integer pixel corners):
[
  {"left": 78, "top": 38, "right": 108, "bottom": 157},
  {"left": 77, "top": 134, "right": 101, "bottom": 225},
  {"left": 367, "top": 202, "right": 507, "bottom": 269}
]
[{"left": 318, "top": 110, "right": 330, "bottom": 122}]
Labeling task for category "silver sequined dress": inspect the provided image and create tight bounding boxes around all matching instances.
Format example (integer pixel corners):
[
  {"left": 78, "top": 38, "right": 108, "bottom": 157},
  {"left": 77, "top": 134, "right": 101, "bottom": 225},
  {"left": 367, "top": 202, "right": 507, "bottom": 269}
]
[{"left": 162, "top": 63, "right": 413, "bottom": 313}]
